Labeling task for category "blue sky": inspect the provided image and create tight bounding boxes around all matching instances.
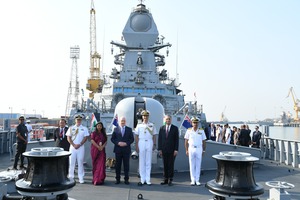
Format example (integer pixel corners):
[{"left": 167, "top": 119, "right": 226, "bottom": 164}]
[{"left": 0, "top": 0, "right": 299, "bottom": 121}]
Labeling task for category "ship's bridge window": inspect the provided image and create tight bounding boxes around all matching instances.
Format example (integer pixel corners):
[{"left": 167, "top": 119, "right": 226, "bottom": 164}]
[
  {"left": 134, "top": 88, "right": 143, "bottom": 93},
  {"left": 147, "top": 88, "right": 155, "bottom": 94},
  {"left": 124, "top": 88, "right": 132, "bottom": 93},
  {"left": 113, "top": 87, "right": 122, "bottom": 93},
  {"left": 157, "top": 88, "right": 164, "bottom": 94}
]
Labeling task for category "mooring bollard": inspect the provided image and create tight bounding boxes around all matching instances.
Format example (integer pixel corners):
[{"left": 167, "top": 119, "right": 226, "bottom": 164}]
[
  {"left": 15, "top": 147, "right": 75, "bottom": 200},
  {"left": 206, "top": 151, "right": 264, "bottom": 199}
]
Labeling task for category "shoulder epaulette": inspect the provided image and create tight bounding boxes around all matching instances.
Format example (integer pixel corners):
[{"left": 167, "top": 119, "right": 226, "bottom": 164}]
[
  {"left": 187, "top": 128, "right": 192, "bottom": 130},
  {"left": 199, "top": 128, "right": 203, "bottom": 130}
]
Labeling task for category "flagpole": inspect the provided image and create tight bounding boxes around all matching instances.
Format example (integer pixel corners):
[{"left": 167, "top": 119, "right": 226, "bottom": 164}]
[
  {"left": 179, "top": 113, "right": 188, "bottom": 130},
  {"left": 107, "top": 117, "right": 115, "bottom": 133}
]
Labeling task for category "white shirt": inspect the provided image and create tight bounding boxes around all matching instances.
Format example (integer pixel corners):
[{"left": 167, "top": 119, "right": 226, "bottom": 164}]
[
  {"left": 184, "top": 128, "right": 207, "bottom": 146},
  {"left": 135, "top": 122, "right": 157, "bottom": 140},
  {"left": 66, "top": 124, "right": 89, "bottom": 144},
  {"left": 25, "top": 124, "right": 32, "bottom": 133}
]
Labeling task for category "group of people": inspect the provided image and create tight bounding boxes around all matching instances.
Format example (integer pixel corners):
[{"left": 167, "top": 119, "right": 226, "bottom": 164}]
[
  {"left": 16, "top": 112, "right": 245, "bottom": 187},
  {"left": 50, "top": 111, "right": 207, "bottom": 187},
  {"left": 13, "top": 113, "right": 262, "bottom": 187},
  {"left": 204, "top": 123, "right": 262, "bottom": 148}
]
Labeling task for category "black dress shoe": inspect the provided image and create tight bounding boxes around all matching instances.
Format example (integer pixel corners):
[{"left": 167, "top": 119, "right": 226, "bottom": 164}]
[
  {"left": 115, "top": 180, "right": 120, "bottom": 184},
  {"left": 168, "top": 181, "right": 173, "bottom": 186},
  {"left": 160, "top": 180, "right": 168, "bottom": 185},
  {"left": 137, "top": 182, "right": 143, "bottom": 186},
  {"left": 125, "top": 180, "right": 129, "bottom": 185}
]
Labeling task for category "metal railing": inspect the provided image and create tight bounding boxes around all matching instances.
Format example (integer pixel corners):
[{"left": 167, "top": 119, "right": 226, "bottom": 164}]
[
  {"left": 261, "top": 136, "right": 300, "bottom": 168},
  {"left": 1, "top": 130, "right": 300, "bottom": 169},
  {"left": 0, "top": 128, "right": 55, "bottom": 154}
]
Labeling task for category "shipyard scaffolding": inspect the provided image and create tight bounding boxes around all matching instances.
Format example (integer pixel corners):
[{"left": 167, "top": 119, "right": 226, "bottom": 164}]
[{"left": 65, "top": 46, "right": 80, "bottom": 117}]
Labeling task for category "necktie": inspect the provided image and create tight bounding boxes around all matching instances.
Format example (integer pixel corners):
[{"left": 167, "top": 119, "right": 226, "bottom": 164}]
[
  {"left": 166, "top": 125, "right": 169, "bottom": 138},
  {"left": 60, "top": 128, "right": 64, "bottom": 138},
  {"left": 122, "top": 127, "right": 125, "bottom": 137}
]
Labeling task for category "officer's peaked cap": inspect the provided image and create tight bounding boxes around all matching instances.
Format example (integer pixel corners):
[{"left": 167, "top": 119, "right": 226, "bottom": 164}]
[
  {"left": 141, "top": 110, "right": 150, "bottom": 116},
  {"left": 191, "top": 117, "right": 199, "bottom": 123},
  {"left": 75, "top": 115, "right": 83, "bottom": 119}
]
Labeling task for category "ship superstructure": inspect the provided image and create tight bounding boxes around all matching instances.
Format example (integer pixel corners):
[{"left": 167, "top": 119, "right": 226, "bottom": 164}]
[
  {"left": 97, "top": 3, "right": 184, "bottom": 114},
  {"left": 71, "top": 2, "right": 205, "bottom": 131}
]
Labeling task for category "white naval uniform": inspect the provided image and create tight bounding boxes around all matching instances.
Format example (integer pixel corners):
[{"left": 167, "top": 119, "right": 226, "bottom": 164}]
[
  {"left": 225, "top": 128, "right": 231, "bottom": 144},
  {"left": 66, "top": 124, "right": 89, "bottom": 182},
  {"left": 184, "top": 128, "right": 207, "bottom": 183},
  {"left": 135, "top": 122, "right": 157, "bottom": 183}
]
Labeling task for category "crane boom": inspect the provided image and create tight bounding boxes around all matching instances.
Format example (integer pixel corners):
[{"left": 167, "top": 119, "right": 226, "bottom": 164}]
[
  {"left": 86, "top": 0, "right": 103, "bottom": 98},
  {"left": 286, "top": 87, "right": 300, "bottom": 121}
]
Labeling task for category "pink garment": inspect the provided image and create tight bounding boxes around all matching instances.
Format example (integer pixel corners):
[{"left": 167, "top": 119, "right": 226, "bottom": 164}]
[{"left": 91, "top": 131, "right": 107, "bottom": 185}]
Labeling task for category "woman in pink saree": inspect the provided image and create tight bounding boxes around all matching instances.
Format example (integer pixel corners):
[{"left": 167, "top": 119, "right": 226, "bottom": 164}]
[{"left": 91, "top": 122, "right": 107, "bottom": 185}]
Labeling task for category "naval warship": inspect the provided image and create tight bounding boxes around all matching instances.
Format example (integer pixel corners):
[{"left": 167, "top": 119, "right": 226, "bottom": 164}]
[{"left": 70, "top": 2, "right": 206, "bottom": 133}]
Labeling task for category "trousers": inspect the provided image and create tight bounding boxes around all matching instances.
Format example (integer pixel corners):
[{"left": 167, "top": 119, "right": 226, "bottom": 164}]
[
  {"left": 69, "top": 145, "right": 85, "bottom": 182},
  {"left": 138, "top": 140, "right": 153, "bottom": 183},
  {"left": 188, "top": 146, "right": 203, "bottom": 182}
]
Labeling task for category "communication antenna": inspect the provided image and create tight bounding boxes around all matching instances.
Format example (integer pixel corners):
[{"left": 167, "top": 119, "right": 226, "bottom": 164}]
[{"left": 65, "top": 46, "right": 80, "bottom": 117}]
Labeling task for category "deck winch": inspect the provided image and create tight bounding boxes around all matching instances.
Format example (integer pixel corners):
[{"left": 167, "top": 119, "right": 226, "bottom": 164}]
[{"left": 206, "top": 151, "right": 264, "bottom": 200}]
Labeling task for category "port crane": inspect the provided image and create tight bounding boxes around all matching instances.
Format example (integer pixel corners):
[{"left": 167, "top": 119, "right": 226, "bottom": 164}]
[
  {"left": 86, "top": 0, "right": 103, "bottom": 98},
  {"left": 286, "top": 87, "right": 300, "bottom": 121},
  {"left": 220, "top": 106, "right": 228, "bottom": 122}
]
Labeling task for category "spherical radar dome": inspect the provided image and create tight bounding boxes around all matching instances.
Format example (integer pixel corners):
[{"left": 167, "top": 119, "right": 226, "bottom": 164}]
[{"left": 130, "top": 14, "right": 151, "bottom": 32}]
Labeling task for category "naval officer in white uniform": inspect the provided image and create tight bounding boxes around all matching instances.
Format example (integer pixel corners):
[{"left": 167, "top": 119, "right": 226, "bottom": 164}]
[
  {"left": 135, "top": 110, "right": 157, "bottom": 186},
  {"left": 66, "top": 115, "right": 89, "bottom": 183},
  {"left": 184, "top": 117, "right": 206, "bottom": 186}
]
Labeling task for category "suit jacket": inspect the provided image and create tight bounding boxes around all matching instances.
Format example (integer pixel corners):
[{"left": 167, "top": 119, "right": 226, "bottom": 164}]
[
  {"left": 238, "top": 129, "right": 251, "bottom": 146},
  {"left": 111, "top": 126, "right": 134, "bottom": 154},
  {"left": 54, "top": 127, "right": 70, "bottom": 151},
  {"left": 158, "top": 124, "right": 179, "bottom": 154}
]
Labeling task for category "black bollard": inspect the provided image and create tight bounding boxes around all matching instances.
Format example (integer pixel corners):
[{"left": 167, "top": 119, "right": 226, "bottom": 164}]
[
  {"left": 15, "top": 147, "right": 75, "bottom": 200},
  {"left": 206, "top": 151, "right": 264, "bottom": 199}
]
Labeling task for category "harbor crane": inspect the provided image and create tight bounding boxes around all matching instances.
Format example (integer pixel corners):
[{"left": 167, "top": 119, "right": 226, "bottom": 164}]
[
  {"left": 86, "top": 0, "right": 103, "bottom": 98},
  {"left": 220, "top": 106, "right": 228, "bottom": 122},
  {"left": 286, "top": 87, "right": 300, "bottom": 121}
]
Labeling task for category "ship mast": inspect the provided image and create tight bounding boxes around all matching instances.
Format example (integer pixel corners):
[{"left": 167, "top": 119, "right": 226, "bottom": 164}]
[{"left": 87, "top": 0, "right": 103, "bottom": 98}]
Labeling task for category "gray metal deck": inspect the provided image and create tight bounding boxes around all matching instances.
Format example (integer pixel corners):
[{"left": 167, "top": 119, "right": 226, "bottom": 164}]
[{"left": 1, "top": 152, "right": 300, "bottom": 200}]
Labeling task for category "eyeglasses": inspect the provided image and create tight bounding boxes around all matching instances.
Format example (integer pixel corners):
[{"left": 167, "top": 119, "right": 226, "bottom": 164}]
[{"left": 19, "top": 119, "right": 24, "bottom": 120}]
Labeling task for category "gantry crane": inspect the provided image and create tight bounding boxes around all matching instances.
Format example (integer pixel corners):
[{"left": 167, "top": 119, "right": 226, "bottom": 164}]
[
  {"left": 86, "top": 0, "right": 103, "bottom": 98},
  {"left": 286, "top": 87, "right": 300, "bottom": 121}
]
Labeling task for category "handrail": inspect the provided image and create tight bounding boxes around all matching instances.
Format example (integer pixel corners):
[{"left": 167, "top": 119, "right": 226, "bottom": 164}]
[
  {"left": 1, "top": 130, "right": 300, "bottom": 169},
  {"left": 261, "top": 136, "right": 300, "bottom": 168}
]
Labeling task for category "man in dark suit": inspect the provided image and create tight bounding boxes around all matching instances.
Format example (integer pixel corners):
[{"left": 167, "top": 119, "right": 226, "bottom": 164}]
[
  {"left": 111, "top": 116, "right": 134, "bottom": 185},
  {"left": 238, "top": 124, "right": 251, "bottom": 147},
  {"left": 54, "top": 119, "right": 70, "bottom": 151},
  {"left": 207, "top": 123, "right": 216, "bottom": 141},
  {"left": 158, "top": 115, "right": 179, "bottom": 186}
]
